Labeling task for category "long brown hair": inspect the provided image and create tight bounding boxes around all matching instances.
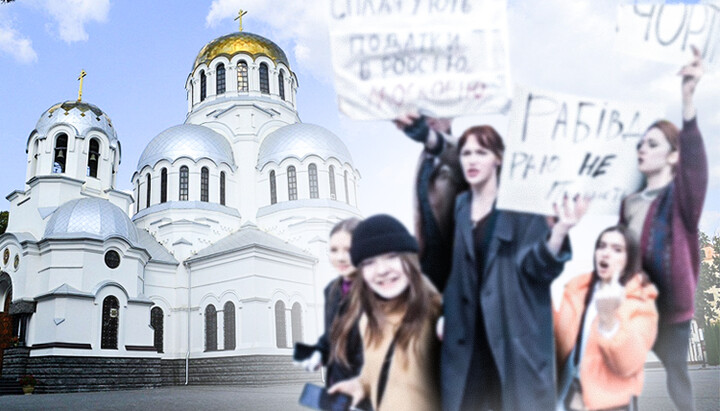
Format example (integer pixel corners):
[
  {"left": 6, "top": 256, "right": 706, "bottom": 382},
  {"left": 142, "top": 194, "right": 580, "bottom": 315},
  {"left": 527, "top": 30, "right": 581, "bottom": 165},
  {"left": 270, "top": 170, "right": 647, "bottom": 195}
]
[{"left": 330, "top": 252, "right": 441, "bottom": 367}]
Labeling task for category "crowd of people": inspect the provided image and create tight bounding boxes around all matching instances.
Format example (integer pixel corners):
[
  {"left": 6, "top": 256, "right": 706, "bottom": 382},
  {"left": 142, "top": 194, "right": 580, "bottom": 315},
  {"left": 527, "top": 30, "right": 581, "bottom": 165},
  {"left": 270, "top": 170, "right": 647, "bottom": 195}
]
[{"left": 295, "top": 48, "right": 708, "bottom": 411}]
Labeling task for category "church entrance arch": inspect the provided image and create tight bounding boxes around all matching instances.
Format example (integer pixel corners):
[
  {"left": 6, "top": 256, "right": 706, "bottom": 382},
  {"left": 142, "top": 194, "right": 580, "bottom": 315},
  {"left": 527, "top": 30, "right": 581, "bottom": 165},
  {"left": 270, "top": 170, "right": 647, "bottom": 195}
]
[{"left": 0, "top": 272, "right": 13, "bottom": 374}]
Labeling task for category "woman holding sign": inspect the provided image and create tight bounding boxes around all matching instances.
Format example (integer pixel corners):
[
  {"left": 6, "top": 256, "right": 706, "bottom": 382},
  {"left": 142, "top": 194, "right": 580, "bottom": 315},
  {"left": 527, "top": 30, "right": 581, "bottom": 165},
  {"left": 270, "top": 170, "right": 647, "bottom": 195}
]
[
  {"left": 554, "top": 226, "right": 658, "bottom": 411},
  {"left": 619, "top": 46, "right": 708, "bottom": 411},
  {"left": 439, "top": 125, "right": 589, "bottom": 411}
]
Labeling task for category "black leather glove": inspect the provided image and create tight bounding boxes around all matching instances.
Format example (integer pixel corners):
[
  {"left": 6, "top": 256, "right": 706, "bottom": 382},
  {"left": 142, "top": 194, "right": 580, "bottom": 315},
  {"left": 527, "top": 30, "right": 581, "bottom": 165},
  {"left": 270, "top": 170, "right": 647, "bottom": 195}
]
[{"left": 402, "top": 115, "right": 429, "bottom": 143}]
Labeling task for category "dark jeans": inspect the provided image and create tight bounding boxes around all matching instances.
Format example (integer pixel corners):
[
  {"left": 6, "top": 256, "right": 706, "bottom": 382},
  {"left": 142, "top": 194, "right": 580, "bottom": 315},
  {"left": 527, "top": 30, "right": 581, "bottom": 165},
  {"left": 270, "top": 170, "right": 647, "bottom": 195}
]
[{"left": 652, "top": 320, "right": 693, "bottom": 411}]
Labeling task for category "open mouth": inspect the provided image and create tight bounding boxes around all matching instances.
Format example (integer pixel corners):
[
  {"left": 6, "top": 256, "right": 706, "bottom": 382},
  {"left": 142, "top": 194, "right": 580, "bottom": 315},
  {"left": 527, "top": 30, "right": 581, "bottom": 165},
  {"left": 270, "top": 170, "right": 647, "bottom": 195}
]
[{"left": 598, "top": 261, "right": 609, "bottom": 270}]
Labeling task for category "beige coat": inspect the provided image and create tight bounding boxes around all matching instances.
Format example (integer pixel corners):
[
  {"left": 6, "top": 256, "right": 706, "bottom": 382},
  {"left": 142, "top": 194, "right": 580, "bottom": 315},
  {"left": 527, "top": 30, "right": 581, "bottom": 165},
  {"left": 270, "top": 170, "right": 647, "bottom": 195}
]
[{"left": 358, "top": 306, "right": 441, "bottom": 411}]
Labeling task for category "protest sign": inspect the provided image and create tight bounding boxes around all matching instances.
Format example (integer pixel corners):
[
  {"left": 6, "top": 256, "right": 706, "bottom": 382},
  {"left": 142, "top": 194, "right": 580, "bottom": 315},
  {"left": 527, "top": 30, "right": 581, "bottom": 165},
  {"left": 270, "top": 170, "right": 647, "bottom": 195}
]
[
  {"left": 615, "top": 2, "right": 720, "bottom": 68},
  {"left": 496, "top": 86, "right": 665, "bottom": 216},
  {"left": 327, "top": 0, "right": 511, "bottom": 120}
]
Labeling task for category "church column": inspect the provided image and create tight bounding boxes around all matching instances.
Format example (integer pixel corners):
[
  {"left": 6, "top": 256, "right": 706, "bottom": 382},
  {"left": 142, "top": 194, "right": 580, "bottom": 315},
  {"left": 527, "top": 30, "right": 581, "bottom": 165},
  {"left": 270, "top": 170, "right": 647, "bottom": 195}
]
[
  {"left": 217, "top": 308, "right": 224, "bottom": 351},
  {"left": 284, "top": 308, "right": 292, "bottom": 348}
]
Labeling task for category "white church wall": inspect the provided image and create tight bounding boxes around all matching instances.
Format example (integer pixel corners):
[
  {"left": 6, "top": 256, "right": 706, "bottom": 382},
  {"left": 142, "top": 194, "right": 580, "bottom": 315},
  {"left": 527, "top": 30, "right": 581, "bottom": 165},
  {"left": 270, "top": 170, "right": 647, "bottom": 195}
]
[
  {"left": 186, "top": 246, "right": 317, "bottom": 356},
  {"left": 32, "top": 296, "right": 94, "bottom": 353}
]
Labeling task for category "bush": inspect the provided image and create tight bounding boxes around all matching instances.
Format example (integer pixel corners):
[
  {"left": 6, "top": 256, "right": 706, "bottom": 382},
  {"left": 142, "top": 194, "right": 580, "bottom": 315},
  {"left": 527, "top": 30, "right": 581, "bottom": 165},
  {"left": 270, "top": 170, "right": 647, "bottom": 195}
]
[
  {"left": 18, "top": 374, "right": 36, "bottom": 387},
  {"left": 705, "top": 323, "right": 720, "bottom": 366}
]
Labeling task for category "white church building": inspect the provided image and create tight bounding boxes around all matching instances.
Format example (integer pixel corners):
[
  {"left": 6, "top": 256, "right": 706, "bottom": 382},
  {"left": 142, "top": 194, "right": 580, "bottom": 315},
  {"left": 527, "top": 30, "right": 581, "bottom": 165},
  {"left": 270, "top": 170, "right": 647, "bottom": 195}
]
[{"left": 0, "top": 25, "right": 361, "bottom": 393}]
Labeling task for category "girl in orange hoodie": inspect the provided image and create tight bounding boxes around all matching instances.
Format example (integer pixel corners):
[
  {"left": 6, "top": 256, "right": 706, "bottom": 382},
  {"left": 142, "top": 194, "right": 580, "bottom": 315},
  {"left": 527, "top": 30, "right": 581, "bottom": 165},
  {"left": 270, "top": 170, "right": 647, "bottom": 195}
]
[{"left": 555, "top": 226, "right": 658, "bottom": 411}]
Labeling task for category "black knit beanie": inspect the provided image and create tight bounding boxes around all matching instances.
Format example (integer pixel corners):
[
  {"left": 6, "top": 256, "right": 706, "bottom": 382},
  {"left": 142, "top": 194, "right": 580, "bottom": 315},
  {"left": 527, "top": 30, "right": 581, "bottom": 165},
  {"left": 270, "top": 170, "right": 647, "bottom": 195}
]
[{"left": 350, "top": 214, "right": 419, "bottom": 267}]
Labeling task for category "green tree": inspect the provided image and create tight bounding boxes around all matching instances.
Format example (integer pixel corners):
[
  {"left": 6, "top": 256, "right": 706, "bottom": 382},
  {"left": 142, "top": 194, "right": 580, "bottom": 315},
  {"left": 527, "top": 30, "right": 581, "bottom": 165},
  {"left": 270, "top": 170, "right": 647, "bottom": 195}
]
[
  {"left": 0, "top": 211, "right": 7, "bottom": 234},
  {"left": 696, "top": 232, "right": 720, "bottom": 329}
]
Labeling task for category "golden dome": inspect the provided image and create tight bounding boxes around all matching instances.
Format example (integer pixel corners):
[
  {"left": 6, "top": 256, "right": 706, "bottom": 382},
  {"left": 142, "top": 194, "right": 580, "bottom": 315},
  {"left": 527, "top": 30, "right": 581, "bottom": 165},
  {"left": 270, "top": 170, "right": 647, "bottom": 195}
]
[{"left": 193, "top": 32, "right": 289, "bottom": 71}]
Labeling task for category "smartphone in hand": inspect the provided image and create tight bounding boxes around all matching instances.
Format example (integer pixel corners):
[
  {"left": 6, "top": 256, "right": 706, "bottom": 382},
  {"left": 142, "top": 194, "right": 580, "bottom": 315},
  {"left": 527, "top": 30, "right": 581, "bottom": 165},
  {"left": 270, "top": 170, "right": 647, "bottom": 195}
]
[{"left": 298, "top": 383, "right": 352, "bottom": 411}]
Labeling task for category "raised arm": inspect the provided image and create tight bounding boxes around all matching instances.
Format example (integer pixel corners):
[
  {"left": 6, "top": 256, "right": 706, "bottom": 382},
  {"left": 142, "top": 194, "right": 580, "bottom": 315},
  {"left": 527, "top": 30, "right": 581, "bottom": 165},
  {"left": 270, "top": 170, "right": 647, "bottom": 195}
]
[
  {"left": 393, "top": 112, "right": 451, "bottom": 154},
  {"left": 675, "top": 46, "right": 708, "bottom": 230},
  {"left": 680, "top": 45, "right": 703, "bottom": 121}
]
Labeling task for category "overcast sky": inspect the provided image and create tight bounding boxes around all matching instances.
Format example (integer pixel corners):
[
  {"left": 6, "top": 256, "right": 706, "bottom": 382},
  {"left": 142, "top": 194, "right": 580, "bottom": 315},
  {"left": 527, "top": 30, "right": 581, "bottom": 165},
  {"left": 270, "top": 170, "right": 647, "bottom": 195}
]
[{"left": 0, "top": 0, "right": 718, "bottom": 245}]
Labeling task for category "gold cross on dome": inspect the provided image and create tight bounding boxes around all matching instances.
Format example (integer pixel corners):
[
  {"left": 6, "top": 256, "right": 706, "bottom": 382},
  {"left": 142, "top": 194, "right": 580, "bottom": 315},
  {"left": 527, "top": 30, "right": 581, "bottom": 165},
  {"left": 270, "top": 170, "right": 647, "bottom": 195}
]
[
  {"left": 77, "top": 69, "right": 87, "bottom": 101},
  {"left": 234, "top": 9, "right": 248, "bottom": 32}
]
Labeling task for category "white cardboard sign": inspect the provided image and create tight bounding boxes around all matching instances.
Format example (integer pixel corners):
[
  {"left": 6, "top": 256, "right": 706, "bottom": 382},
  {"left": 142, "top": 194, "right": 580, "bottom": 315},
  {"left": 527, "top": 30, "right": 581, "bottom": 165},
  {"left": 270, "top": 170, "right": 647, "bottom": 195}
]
[
  {"left": 327, "top": 0, "right": 511, "bottom": 120},
  {"left": 615, "top": 3, "right": 720, "bottom": 68},
  {"left": 496, "top": 86, "right": 665, "bottom": 216}
]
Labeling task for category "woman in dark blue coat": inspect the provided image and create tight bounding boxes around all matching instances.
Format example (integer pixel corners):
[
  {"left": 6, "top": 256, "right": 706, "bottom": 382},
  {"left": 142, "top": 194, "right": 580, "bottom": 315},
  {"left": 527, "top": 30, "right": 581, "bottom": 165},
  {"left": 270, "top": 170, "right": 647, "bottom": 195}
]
[{"left": 440, "top": 126, "right": 588, "bottom": 411}]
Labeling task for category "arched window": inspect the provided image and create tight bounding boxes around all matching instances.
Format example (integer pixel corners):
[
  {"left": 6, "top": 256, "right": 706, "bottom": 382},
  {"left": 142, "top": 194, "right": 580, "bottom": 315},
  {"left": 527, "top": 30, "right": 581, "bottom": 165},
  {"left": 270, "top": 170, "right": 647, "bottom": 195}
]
[
  {"left": 190, "top": 82, "right": 194, "bottom": 105},
  {"left": 278, "top": 71, "right": 285, "bottom": 100},
  {"left": 101, "top": 296, "right": 119, "bottom": 349},
  {"left": 287, "top": 166, "right": 297, "bottom": 201},
  {"left": 329, "top": 165, "right": 337, "bottom": 200},
  {"left": 291, "top": 302, "right": 303, "bottom": 344},
  {"left": 160, "top": 168, "right": 167, "bottom": 203},
  {"left": 216, "top": 63, "right": 226, "bottom": 95},
  {"left": 53, "top": 134, "right": 68, "bottom": 173},
  {"left": 179, "top": 166, "right": 189, "bottom": 201},
  {"left": 237, "top": 61, "right": 249, "bottom": 92},
  {"left": 220, "top": 171, "right": 226, "bottom": 205},
  {"left": 151, "top": 306, "right": 164, "bottom": 353},
  {"left": 308, "top": 163, "right": 319, "bottom": 199},
  {"left": 32, "top": 139, "right": 40, "bottom": 175},
  {"left": 200, "top": 70, "right": 207, "bottom": 102},
  {"left": 344, "top": 171, "right": 350, "bottom": 203},
  {"left": 201, "top": 167, "right": 209, "bottom": 202},
  {"left": 145, "top": 173, "right": 151, "bottom": 208},
  {"left": 87, "top": 138, "right": 99, "bottom": 178},
  {"left": 269, "top": 170, "right": 277, "bottom": 204},
  {"left": 223, "top": 301, "right": 236, "bottom": 350},
  {"left": 205, "top": 304, "right": 217, "bottom": 352},
  {"left": 274, "top": 301, "right": 286, "bottom": 348},
  {"left": 259, "top": 63, "right": 270, "bottom": 94}
]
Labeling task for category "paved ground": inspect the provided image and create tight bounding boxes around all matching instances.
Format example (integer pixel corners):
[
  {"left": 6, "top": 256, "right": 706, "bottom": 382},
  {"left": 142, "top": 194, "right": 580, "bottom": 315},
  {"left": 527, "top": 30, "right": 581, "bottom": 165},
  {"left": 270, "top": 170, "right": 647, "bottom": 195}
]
[{"left": 1, "top": 366, "right": 717, "bottom": 410}]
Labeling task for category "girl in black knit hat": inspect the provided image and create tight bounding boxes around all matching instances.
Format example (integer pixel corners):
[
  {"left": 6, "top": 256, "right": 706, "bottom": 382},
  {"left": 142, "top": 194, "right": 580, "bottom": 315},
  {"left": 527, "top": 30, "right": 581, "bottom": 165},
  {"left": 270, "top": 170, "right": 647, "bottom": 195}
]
[{"left": 328, "top": 214, "right": 442, "bottom": 411}]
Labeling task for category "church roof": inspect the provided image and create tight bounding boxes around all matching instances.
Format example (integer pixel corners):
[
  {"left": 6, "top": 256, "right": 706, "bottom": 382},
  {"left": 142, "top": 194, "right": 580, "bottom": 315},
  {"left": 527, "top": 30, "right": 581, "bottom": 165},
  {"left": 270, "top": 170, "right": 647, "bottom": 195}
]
[
  {"left": 135, "top": 228, "right": 178, "bottom": 265},
  {"left": 136, "top": 124, "right": 235, "bottom": 170},
  {"left": 188, "top": 221, "right": 314, "bottom": 262},
  {"left": 257, "top": 123, "right": 353, "bottom": 167},
  {"left": 193, "top": 31, "right": 289, "bottom": 70},
  {"left": 31, "top": 100, "right": 119, "bottom": 157},
  {"left": 43, "top": 198, "right": 139, "bottom": 246}
]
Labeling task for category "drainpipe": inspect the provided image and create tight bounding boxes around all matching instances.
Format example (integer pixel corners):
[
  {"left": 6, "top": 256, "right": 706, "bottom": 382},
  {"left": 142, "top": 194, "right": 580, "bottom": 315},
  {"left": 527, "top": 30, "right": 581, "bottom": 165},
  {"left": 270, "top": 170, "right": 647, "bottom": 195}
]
[{"left": 184, "top": 261, "right": 191, "bottom": 385}]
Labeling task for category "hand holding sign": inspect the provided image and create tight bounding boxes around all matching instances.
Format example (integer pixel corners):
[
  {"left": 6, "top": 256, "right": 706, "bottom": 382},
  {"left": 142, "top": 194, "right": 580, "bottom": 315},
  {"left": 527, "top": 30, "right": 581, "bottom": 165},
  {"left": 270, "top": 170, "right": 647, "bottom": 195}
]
[{"left": 680, "top": 45, "right": 704, "bottom": 120}]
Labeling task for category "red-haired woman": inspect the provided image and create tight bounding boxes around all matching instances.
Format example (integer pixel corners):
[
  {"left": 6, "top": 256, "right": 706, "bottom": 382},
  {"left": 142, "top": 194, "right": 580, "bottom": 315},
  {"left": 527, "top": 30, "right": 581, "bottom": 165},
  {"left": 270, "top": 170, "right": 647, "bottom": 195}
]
[
  {"left": 619, "top": 47, "right": 708, "bottom": 411},
  {"left": 441, "top": 125, "right": 589, "bottom": 411}
]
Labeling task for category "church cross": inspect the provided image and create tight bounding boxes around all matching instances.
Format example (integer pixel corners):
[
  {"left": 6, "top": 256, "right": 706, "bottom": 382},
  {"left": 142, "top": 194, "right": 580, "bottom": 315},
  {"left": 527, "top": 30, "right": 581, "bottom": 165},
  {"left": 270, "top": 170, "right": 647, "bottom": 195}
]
[
  {"left": 234, "top": 9, "right": 248, "bottom": 32},
  {"left": 77, "top": 69, "right": 87, "bottom": 101}
]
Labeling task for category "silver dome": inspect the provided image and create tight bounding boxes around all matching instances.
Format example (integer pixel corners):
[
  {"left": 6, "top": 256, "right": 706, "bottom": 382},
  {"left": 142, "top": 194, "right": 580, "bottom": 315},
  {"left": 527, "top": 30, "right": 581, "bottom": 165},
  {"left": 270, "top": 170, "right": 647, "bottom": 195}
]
[
  {"left": 137, "top": 124, "right": 235, "bottom": 171},
  {"left": 31, "top": 101, "right": 118, "bottom": 150},
  {"left": 44, "top": 198, "right": 138, "bottom": 245},
  {"left": 257, "top": 123, "right": 353, "bottom": 167}
]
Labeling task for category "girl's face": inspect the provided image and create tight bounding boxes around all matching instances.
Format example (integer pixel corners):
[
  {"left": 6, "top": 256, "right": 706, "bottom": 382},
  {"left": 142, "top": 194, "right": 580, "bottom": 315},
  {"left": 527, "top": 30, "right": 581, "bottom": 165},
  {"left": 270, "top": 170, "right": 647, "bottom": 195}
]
[
  {"left": 360, "top": 253, "right": 409, "bottom": 300},
  {"left": 329, "top": 230, "right": 354, "bottom": 278},
  {"left": 594, "top": 231, "right": 628, "bottom": 283},
  {"left": 460, "top": 135, "right": 501, "bottom": 187},
  {"left": 637, "top": 127, "right": 677, "bottom": 176}
]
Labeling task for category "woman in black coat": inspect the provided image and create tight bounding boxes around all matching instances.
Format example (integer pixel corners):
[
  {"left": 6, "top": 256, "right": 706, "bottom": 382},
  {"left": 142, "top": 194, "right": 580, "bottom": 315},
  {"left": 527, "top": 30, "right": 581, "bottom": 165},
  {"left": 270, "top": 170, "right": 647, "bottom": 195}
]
[
  {"left": 300, "top": 218, "right": 364, "bottom": 387},
  {"left": 439, "top": 126, "right": 589, "bottom": 411}
]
